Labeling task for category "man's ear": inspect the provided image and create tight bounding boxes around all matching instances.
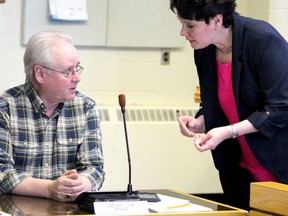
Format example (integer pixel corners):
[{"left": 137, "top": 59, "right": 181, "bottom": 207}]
[{"left": 34, "top": 65, "right": 45, "bottom": 83}]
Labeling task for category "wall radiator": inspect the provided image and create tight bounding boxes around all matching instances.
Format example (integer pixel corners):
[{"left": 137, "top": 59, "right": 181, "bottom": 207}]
[{"left": 98, "top": 106, "right": 222, "bottom": 194}]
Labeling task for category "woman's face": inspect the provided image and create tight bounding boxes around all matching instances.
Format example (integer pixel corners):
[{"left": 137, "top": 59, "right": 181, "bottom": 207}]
[{"left": 178, "top": 16, "right": 218, "bottom": 50}]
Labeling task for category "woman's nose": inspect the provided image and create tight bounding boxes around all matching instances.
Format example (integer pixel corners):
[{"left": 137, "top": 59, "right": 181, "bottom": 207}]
[{"left": 180, "top": 27, "right": 188, "bottom": 37}]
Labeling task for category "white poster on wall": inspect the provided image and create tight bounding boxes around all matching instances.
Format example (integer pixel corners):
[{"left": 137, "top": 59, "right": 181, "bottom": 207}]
[{"left": 49, "top": 0, "right": 88, "bottom": 21}]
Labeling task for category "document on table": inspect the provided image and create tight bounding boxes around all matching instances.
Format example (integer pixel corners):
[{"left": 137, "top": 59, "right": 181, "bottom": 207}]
[
  {"left": 0, "top": 211, "right": 12, "bottom": 216},
  {"left": 148, "top": 194, "right": 213, "bottom": 213}
]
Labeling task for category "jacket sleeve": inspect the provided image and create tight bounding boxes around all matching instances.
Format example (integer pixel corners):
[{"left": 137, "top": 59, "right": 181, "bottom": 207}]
[{"left": 246, "top": 31, "right": 288, "bottom": 138}]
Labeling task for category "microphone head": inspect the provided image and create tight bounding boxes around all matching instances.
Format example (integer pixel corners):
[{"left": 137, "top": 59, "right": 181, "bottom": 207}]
[{"left": 118, "top": 94, "right": 126, "bottom": 107}]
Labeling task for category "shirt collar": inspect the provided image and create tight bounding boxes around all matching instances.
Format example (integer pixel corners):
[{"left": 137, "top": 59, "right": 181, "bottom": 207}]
[{"left": 24, "top": 82, "right": 64, "bottom": 114}]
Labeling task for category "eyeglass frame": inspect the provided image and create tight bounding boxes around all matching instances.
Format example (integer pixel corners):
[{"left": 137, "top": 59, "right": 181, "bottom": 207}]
[{"left": 39, "top": 64, "right": 84, "bottom": 78}]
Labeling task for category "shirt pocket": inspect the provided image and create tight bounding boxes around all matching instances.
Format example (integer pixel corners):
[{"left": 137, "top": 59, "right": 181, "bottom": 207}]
[
  {"left": 56, "top": 132, "right": 84, "bottom": 165},
  {"left": 12, "top": 136, "right": 39, "bottom": 169}
]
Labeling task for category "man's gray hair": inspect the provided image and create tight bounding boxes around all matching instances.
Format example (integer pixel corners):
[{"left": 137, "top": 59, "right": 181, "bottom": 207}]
[{"left": 23, "top": 30, "right": 74, "bottom": 83}]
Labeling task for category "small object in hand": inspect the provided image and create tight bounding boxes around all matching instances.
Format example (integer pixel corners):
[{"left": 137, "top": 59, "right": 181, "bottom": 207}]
[
  {"left": 66, "top": 193, "right": 72, "bottom": 199},
  {"left": 194, "top": 137, "right": 203, "bottom": 146}
]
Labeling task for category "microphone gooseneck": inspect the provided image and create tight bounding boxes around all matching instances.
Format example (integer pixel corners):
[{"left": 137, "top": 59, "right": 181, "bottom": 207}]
[{"left": 118, "top": 94, "right": 133, "bottom": 195}]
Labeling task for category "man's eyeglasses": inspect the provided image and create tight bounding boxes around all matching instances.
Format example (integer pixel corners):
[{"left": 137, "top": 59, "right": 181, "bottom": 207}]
[{"left": 40, "top": 65, "right": 84, "bottom": 78}]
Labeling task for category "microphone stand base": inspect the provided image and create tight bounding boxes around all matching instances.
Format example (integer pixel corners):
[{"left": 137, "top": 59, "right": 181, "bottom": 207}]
[{"left": 75, "top": 191, "right": 140, "bottom": 213}]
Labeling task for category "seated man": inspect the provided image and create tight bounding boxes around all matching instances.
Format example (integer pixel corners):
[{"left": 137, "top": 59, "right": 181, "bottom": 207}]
[{"left": 0, "top": 30, "right": 105, "bottom": 202}]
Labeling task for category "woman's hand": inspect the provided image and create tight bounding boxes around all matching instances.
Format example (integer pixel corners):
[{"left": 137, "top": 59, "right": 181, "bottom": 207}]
[
  {"left": 178, "top": 115, "right": 205, "bottom": 137},
  {"left": 194, "top": 126, "right": 232, "bottom": 152}
]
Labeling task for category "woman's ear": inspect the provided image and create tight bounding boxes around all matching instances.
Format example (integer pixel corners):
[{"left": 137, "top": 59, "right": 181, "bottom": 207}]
[
  {"left": 213, "top": 14, "right": 223, "bottom": 30},
  {"left": 34, "top": 65, "right": 45, "bottom": 83}
]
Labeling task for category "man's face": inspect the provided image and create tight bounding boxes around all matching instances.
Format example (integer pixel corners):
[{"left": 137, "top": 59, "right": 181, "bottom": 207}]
[{"left": 40, "top": 41, "right": 82, "bottom": 104}]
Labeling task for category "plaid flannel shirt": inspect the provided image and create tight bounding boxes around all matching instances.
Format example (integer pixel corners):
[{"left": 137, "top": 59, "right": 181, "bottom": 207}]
[{"left": 0, "top": 82, "right": 105, "bottom": 193}]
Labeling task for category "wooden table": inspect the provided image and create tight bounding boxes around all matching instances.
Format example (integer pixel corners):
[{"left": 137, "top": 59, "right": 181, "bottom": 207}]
[
  {"left": 0, "top": 189, "right": 248, "bottom": 215},
  {"left": 250, "top": 182, "right": 288, "bottom": 216}
]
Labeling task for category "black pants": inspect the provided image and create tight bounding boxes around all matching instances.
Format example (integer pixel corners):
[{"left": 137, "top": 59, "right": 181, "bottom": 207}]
[{"left": 219, "top": 166, "right": 256, "bottom": 211}]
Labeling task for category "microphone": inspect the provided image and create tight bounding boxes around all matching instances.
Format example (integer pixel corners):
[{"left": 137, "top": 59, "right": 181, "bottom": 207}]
[
  {"left": 75, "top": 94, "right": 159, "bottom": 213},
  {"left": 118, "top": 94, "right": 133, "bottom": 196},
  {"left": 118, "top": 95, "right": 159, "bottom": 203}
]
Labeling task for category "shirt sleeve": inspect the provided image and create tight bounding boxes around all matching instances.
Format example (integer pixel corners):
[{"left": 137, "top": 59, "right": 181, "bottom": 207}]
[
  {"left": 0, "top": 108, "right": 30, "bottom": 193},
  {"left": 74, "top": 100, "right": 105, "bottom": 191}
]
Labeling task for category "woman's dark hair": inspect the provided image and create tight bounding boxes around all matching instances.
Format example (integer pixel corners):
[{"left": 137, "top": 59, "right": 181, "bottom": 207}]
[{"left": 170, "top": 0, "right": 237, "bottom": 28}]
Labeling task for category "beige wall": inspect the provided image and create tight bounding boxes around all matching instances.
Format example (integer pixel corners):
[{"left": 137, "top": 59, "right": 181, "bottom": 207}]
[
  {"left": 0, "top": 0, "right": 197, "bottom": 107},
  {"left": 0, "top": 1, "right": 286, "bottom": 107}
]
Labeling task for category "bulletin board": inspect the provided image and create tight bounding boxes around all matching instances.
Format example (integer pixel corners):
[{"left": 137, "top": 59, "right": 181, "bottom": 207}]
[
  {"left": 22, "top": 0, "right": 184, "bottom": 48},
  {"left": 22, "top": 0, "right": 108, "bottom": 46},
  {"left": 106, "top": 0, "right": 184, "bottom": 48}
]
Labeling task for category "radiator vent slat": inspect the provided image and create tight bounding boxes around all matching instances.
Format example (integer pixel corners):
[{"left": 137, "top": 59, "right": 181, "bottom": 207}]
[
  {"left": 99, "top": 109, "right": 110, "bottom": 122},
  {"left": 98, "top": 107, "right": 198, "bottom": 122}
]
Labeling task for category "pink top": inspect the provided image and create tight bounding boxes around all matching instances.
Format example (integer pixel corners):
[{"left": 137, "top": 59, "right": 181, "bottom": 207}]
[{"left": 217, "top": 61, "right": 278, "bottom": 182}]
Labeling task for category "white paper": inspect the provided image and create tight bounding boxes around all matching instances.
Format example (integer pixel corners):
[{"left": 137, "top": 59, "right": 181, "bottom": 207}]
[
  {"left": 0, "top": 211, "right": 12, "bottom": 216},
  {"left": 148, "top": 194, "right": 213, "bottom": 213},
  {"left": 94, "top": 200, "right": 149, "bottom": 215},
  {"left": 49, "top": 0, "right": 88, "bottom": 21}
]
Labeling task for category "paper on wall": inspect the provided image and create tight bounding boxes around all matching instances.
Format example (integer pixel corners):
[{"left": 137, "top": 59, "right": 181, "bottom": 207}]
[{"left": 49, "top": 0, "right": 88, "bottom": 21}]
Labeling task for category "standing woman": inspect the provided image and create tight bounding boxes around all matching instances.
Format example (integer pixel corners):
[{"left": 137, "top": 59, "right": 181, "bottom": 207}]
[{"left": 170, "top": 0, "right": 288, "bottom": 210}]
